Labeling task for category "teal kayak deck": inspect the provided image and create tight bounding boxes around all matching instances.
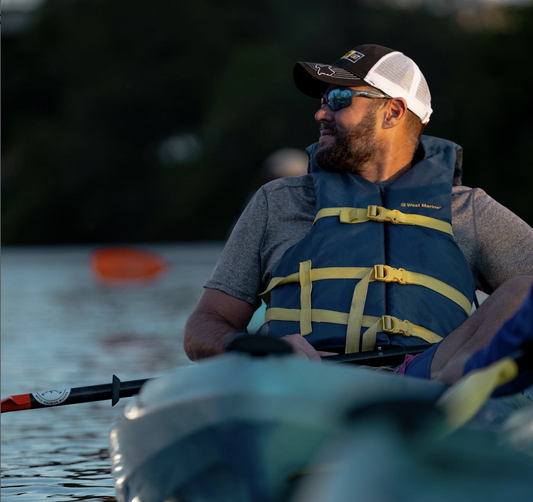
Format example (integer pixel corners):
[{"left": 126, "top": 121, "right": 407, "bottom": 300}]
[{"left": 110, "top": 353, "right": 532, "bottom": 502}]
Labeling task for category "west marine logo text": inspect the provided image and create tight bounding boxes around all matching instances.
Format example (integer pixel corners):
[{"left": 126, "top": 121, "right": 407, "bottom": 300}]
[{"left": 400, "top": 202, "right": 442, "bottom": 210}]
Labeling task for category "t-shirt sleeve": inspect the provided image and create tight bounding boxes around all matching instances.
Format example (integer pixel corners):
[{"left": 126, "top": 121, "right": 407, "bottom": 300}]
[
  {"left": 204, "top": 187, "right": 268, "bottom": 308},
  {"left": 473, "top": 189, "right": 533, "bottom": 293}
]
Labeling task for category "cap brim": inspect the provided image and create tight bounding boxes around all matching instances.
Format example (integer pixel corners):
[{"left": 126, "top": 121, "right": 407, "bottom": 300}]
[{"left": 294, "top": 62, "right": 366, "bottom": 98}]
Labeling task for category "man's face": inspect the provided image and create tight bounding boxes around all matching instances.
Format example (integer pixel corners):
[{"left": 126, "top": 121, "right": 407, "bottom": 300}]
[{"left": 313, "top": 86, "right": 384, "bottom": 174}]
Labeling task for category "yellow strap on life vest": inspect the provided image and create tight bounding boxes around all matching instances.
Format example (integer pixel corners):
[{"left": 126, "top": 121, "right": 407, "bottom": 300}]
[
  {"left": 260, "top": 272, "right": 300, "bottom": 297},
  {"left": 345, "top": 267, "right": 372, "bottom": 353},
  {"left": 344, "top": 267, "right": 375, "bottom": 352},
  {"left": 299, "top": 261, "right": 312, "bottom": 336},
  {"left": 361, "top": 315, "right": 443, "bottom": 353},
  {"left": 261, "top": 261, "right": 467, "bottom": 352},
  {"left": 264, "top": 306, "right": 443, "bottom": 353},
  {"left": 264, "top": 307, "right": 379, "bottom": 328},
  {"left": 313, "top": 207, "right": 370, "bottom": 225},
  {"left": 373, "top": 265, "right": 472, "bottom": 315},
  {"left": 260, "top": 267, "right": 371, "bottom": 302},
  {"left": 262, "top": 264, "right": 470, "bottom": 320},
  {"left": 314, "top": 205, "right": 454, "bottom": 237},
  {"left": 343, "top": 267, "right": 448, "bottom": 353},
  {"left": 367, "top": 205, "right": 453, "bottom": 236}
]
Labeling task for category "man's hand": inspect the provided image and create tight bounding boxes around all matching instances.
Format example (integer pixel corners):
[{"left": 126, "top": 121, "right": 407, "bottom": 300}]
[{"left": 281, "top": 334, "right": 336, "bottom": 361}]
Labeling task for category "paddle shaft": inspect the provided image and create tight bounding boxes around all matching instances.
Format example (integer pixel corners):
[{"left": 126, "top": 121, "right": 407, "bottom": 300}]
[
  {"left": 0, "top": 344, "right": 434, "bottom": 413},
  {"left": 1, "top": 375, "right": 149, "bottom": 413},
  {"left": 326, "top": 343, "right": 433, "bottom": 365},
  {"left": 226, "top": 333, "right": 434, "bottom": 366}
]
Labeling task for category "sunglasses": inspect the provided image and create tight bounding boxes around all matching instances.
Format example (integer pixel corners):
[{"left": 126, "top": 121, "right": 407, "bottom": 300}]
[{"left": 321, "top": 88, "right": 390, "bottom": 111}]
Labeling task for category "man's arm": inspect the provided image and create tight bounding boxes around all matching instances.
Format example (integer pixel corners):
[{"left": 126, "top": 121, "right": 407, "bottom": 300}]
[
  {"left": 184, "top": 288, "right": 335, "bottom": 361},
  {"left": 183, "top": 186, "right": 268, "bottom": 361},
  {"left": 183, "top": 288, "right": 256, "bottom": 361},
  {"left": 431, "top": 274, "right": 533, "bottom": 383},
  {"left": 471, "top": 188, "right": 533, "bottom": 291}
]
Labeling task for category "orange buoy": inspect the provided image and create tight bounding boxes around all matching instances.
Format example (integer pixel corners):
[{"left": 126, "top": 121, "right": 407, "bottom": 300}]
[{"left": 90, "top": 247, "right": 167, "bottom": 282}]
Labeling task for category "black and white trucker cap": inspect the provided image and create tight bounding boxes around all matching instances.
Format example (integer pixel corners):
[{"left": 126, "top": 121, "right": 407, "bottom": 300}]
[{"left": 294, "top": 44, "right": 433, "bottom": 125}]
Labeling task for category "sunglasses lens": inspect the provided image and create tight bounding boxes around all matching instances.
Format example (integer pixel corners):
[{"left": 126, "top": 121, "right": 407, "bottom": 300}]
[{"left": 326, "top": 89, "right": 351, "bottom": 111}]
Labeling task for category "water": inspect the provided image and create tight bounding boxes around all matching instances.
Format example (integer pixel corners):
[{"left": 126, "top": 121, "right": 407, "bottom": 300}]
[{"left": 1, "top": 243, "right": 224, "bottom": 501}]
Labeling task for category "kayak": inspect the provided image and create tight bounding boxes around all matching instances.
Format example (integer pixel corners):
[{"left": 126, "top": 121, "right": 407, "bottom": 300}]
[
  {"left": 109, "top": 352, "right": 443, "bottom": 501},
  {"left": 109, "top": 352, "right": 533, "bottom": 502}
]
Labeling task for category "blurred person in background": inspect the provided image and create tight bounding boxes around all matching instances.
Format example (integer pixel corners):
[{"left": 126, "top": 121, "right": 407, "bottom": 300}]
[
  {"left": 260, "top": 148, "right": 309, "bottom": 183},
  {"left": 227, "top": 147, "right": 308, "bottom": 237},
  {"left": 184, "top": 44, "right": 533, "bottom": 386},
  {"left": 238, "top": 148, "right": 309, "bottom": 212}
]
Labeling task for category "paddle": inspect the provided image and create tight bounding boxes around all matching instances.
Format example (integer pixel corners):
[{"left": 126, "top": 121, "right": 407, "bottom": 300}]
[
  {"left": 1, "top": 375, "right": 149, "bottom": 413},
  {"left": 436, "top": 347, "right": 531, "bottom": 431},
  {"left": 225, "top": 333, "right": 434, "bottom": 366},
  {"left": 3, "top": 340, "right": 529, "bottom": 415},
  {"left": 1, "top": 341, "right": 431, "bottom": 414},
  {"left": 327, "top": 343, "right": 433, "bottom": 365}
]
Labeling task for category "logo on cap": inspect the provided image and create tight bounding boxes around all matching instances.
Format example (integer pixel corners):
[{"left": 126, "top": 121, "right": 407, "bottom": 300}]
[
  {"left": 308, "top": 63, "right": 336, "bottom": 76},
  {"left": 341, "top": 50, "right": 365, "bottom": 64}
]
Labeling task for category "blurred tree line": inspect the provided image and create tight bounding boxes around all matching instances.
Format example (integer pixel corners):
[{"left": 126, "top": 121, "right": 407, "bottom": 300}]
[{"left": 3, "top": 0, "right": 533, "bottom": 244}]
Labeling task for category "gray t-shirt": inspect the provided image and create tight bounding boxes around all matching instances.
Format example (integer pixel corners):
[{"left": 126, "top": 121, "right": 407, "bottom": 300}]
[{"left": 206, "top": 174, "right": 533, "bottom": 308}]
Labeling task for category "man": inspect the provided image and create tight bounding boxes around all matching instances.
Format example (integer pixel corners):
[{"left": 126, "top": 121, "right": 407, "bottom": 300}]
[{"left": 184, "top": 44, "right": 533, "bottom": 384}]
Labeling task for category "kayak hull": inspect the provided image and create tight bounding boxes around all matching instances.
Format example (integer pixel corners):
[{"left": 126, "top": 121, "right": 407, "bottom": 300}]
[{"left": 110, "top": 353, "right": 446, "bottom": 502}]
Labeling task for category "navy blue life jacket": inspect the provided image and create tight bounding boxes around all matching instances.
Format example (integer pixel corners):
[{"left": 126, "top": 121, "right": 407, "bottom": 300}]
[{"left": 261, "top": 136, "right": 476, "bottom": 353}]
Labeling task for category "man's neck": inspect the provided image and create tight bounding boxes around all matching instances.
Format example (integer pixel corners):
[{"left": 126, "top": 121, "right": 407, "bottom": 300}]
[
  {"left": 356, "top": 140, "right": 415, "bottom": 183},
  {"left": 356, "top": 160, "right": 413, "bottom": 184}
]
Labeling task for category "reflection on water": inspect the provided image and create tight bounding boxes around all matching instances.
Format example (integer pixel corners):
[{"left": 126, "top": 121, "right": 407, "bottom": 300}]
[{"left": 1, "top": 244, "right": 223, "bottom": 501}]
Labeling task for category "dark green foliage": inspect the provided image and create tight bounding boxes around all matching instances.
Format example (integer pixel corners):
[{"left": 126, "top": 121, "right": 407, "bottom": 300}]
[{"left": 2, "top": 1, "right": 532, "bottom": 244}]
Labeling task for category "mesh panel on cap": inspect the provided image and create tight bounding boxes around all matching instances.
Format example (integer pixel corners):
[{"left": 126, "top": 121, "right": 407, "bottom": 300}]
[
  {"left": 365, "top": 52, "right": 432, "bottom": 124},
  {"left": 415, "top": 74, "right": 431, "bottom": 108},
  {"left": 371, "top": 53, "right": 415, "bottom": 95}
]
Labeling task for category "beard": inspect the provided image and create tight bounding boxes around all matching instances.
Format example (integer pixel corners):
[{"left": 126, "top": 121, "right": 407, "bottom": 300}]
[{"left": 313, "top": 111, "right": 382, "bottom": 174}]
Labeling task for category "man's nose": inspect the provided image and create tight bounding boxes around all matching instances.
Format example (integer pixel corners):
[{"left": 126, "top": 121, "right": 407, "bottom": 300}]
[{"left": 315, "top": 105, "right": 334, "bottom": 123}]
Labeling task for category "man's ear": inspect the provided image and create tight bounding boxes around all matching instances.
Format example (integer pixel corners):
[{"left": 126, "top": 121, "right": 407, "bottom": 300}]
[{"left": 382, "top": 98, "right": 408, "bottom": 129}]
